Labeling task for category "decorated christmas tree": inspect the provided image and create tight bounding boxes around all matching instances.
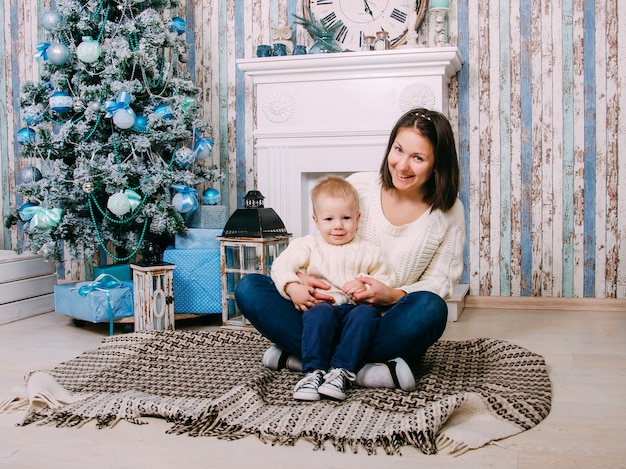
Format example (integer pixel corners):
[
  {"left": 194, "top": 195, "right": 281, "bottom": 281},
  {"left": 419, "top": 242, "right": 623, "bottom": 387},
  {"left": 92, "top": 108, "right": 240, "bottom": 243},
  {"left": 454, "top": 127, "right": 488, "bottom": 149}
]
[{"left": 6, "top": 0, "right": 221, "bottom": 266}]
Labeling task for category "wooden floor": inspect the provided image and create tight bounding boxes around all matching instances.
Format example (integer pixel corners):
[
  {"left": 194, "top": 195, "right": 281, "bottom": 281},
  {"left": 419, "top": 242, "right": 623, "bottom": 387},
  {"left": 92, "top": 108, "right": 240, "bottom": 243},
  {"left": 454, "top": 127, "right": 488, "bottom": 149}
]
[{"left": 0, "top": 305, "right": 625, "bottom": 469}]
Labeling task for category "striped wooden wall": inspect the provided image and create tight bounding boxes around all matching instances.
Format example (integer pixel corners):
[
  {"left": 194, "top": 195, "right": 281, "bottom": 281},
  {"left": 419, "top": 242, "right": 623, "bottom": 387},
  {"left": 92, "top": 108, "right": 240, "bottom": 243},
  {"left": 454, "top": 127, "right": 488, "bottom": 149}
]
[{"left": 1, "top": 0, "right": 624, "bottom": 298}]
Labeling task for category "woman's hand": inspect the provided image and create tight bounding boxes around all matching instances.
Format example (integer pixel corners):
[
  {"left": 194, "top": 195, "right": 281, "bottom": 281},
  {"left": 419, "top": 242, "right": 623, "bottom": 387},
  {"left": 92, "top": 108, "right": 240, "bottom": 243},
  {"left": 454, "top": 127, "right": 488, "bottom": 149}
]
[
  {"left": 296, "top": 272, "right": 335, "bottom": 303},
  {"left": 350, "top": 277, "right": 406, "bottom": 306}
]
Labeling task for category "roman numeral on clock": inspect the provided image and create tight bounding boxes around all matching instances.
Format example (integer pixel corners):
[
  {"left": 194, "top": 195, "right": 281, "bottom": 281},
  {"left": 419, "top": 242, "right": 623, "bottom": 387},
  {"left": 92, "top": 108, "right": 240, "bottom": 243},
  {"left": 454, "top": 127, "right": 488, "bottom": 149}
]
[
  {"left": 335, "top": 25, "right": 348, "bottom": 43},
  {"left": 316, "top": 0, "right": 333, "bottom": 5},
  {"left": 321, "top": 12, "right": 338, "bottom": 28},
  {"left": 390, "top": 8, "right": 407, "bottom": 23}
]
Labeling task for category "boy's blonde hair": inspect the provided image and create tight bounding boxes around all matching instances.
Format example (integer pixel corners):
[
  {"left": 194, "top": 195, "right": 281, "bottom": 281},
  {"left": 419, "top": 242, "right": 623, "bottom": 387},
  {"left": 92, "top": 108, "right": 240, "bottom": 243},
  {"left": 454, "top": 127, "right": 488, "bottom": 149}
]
[{"left": 311, "top": 175, "right": 360, "bottom": 214}]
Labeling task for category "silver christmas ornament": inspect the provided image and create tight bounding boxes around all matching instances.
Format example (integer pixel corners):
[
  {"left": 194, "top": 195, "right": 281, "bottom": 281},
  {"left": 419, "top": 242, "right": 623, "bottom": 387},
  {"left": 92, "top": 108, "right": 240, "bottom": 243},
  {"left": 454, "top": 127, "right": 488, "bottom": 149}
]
[
  {"left": 41, "top": 11, "right": 63, "bottom": 31},
  {"left": 47, "top": 43, "right": 70, "bottom": 65},
  {"left": 82, "top": 182, "right": 94, "bottom": 193}
]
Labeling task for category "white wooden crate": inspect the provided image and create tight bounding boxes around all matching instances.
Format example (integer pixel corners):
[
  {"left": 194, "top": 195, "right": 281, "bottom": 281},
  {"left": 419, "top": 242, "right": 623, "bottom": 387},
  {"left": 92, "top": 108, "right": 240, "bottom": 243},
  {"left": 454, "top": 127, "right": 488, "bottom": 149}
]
[
  {"left": 0, "top": 250, "right": 56, "bottom": 325},
  {"left": 446, "top": 283, "right": 470, "bottom": 322}
]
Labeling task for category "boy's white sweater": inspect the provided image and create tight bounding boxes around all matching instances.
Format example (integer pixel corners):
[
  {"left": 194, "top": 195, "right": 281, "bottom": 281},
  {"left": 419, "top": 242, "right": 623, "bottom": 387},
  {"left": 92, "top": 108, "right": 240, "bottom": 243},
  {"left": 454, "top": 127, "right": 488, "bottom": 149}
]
[{"left": 270, "top": 234, "right": 391, "bottom": 306}]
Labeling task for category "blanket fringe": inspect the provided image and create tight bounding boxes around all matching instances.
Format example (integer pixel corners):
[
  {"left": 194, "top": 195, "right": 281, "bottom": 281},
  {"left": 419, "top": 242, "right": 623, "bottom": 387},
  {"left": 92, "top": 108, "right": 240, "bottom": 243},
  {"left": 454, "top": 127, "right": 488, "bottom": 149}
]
[
  {"left": 436, "top": 434, "right": 470, "bottom": 456},
  {"left": 0, "top": 396, "right": 28, "bottom": 413}
]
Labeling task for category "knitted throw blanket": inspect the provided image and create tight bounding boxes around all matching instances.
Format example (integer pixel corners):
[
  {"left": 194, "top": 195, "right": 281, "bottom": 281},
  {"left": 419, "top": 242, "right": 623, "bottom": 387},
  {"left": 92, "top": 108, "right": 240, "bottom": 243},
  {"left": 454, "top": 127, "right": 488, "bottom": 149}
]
[{"left": 3, "top": 329, "right": 552, "bottom": 456}]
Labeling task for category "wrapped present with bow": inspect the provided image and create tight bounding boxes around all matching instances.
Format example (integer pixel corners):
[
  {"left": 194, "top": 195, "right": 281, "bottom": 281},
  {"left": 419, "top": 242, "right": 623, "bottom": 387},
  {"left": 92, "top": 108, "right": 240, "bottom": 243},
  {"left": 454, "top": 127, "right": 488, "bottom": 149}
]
[{"left": 54, "top": 274, "right": 134, "bottom": 335}]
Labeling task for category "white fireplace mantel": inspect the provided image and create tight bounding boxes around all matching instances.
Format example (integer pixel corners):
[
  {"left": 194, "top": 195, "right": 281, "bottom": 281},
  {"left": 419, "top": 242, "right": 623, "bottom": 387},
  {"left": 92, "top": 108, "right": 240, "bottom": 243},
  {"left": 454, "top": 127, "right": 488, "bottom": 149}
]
[{"left": 237, "top": 47, "right": 463, "bottom": 238}]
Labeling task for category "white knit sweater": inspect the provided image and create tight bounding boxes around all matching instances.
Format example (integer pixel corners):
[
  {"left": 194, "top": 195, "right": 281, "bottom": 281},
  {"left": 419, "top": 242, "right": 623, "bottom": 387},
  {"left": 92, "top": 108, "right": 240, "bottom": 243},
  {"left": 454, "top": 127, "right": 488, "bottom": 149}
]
[
  {"left": 347, "top": 172, "right": 466, "bottom": 300},
  {"left": 270, "top": 234, "right": 392, "bottom": 305}
]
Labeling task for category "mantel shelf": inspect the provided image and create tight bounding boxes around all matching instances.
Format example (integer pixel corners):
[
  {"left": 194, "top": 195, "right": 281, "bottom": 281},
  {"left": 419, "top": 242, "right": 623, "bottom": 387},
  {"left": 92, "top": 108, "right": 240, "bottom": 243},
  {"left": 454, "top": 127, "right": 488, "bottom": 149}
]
[{"left": 237, "top": 47, "right": 462, "bottom": 83}]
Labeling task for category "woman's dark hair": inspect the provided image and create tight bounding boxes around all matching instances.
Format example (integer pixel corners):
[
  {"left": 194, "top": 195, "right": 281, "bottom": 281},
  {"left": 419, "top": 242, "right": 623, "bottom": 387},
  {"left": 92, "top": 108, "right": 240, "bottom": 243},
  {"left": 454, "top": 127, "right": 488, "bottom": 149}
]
[{"left": 379, "top": 108, "right": 460, "bottom": 212}]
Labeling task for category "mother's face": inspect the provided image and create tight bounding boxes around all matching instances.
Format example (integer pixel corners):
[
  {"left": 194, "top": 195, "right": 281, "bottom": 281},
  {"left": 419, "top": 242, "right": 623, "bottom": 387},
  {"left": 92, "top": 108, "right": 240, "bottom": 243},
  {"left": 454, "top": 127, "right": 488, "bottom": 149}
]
[{"left": 386, "top": 128, "right": 436, "bottom": 196}]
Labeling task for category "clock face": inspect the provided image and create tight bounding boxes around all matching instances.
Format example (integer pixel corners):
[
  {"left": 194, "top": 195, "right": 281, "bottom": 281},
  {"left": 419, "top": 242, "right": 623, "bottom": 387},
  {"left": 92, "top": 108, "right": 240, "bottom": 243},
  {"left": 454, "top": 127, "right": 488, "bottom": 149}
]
[{"left": 306, "top": 0, "right": 427, "bottom": 51}]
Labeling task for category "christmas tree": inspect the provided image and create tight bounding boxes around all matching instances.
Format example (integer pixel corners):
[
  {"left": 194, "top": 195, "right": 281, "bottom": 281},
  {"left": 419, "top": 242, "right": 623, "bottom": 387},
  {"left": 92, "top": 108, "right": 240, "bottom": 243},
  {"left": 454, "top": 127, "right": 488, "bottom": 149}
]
[{"left": 6, "top": 0, "right": 222, "bottom": 265}]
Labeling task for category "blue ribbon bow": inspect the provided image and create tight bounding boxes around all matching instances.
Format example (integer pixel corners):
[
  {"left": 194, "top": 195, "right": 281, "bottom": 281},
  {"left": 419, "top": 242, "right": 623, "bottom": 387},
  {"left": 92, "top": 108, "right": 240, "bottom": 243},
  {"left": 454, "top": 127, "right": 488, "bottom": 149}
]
[
  {"left": 76, "top": 274, "right": 123, "bottom": 336},
  {"left": 21, "top": 206, "right": 63, "bottom": 230},
  {"left": 35, "top": 42, "right": 50, "bottom": 60},
  {"left": 104, "top": 92, "right": 132, "bottom": 118}
]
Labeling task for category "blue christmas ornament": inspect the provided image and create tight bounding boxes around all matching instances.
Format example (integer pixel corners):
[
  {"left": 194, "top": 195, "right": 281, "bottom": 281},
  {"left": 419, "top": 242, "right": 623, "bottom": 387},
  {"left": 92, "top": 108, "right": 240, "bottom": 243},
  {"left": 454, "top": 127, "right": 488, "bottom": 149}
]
[
  {"left": 20, "top": 166, "right": 43, "bottom": 183},
  {"left": 41, "top": 11, "right": 63, "bottom": 31},
  {"left": 49, "top": 91, "right": 73, "bottom": 113},
  {"left": 132, "top": 115, "right": 148, "bottom": 132},
  {"left": 174, "top": 147, "right": 195, "bottom": 169},
  {"left": 17, "top": 127, "right": 36, "bottom": 145},
  {"left": 18, "top": 201, "right": 40, "bottom": 222},
  {"left": 170, "top": 17, "right": 186, "bottom": 35},
  {"left": 193, "top": 137, "right": 214, "bottom": 160},
  {"left": 21, "top": 105, "right": 43, "bottom": 126},
  {"left": 202, "top": 188, "right": 221, "bottom": 205},
  {"left": 171, "top": 185, "right": 198, "bottom": 214},
  {"left": 46, "top": 42, "right": 70, "bottom": 65},
  {"left": 154, "top": 103, "right": 173, "bottom": 120}
]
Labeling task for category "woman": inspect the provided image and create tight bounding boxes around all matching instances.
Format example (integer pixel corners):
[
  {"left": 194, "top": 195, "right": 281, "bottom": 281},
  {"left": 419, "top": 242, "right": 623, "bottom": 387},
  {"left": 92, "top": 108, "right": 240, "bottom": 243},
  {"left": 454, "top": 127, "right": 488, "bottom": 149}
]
[{"left": 235, "top": 108, "right": 465, "bottom": 392}]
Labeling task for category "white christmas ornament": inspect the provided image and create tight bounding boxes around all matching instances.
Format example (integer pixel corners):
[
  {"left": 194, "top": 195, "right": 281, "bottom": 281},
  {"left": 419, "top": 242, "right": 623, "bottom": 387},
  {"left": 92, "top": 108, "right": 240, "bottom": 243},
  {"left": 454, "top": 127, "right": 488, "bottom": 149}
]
[
  {"left": 107, "top": 191, "right": 132, "bottom": 217},
  {"left": 112, "top": 108, "right": 136, "bottom": 129},
  {"left": 76, "top": 36, "right": 102, "bottom": 63}
]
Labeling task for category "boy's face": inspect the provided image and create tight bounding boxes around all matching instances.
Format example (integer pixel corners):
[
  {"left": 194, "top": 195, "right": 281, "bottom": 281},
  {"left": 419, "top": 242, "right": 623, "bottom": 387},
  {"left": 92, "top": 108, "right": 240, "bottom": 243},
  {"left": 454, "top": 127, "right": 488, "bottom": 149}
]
[{"left": 312, "top": 194, "right": 360, "bottom": 246}]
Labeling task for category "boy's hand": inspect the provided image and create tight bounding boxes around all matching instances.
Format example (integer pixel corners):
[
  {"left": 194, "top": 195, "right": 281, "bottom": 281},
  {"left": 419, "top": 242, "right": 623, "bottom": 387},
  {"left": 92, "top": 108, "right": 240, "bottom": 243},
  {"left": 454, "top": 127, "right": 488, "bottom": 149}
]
[{"left": 285, "top": 282, "right": 318, "bottom": 312}]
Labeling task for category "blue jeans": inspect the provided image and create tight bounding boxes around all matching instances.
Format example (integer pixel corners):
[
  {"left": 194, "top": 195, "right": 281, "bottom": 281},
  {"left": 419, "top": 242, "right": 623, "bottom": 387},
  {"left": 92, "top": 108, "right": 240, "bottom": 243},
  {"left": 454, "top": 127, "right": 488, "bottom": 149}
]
[
  {"left": 235, "top": 274, "right": 448, "bottom": 368},
  {"left": 300, "top": 302, "right": 380, "bottom": 372}
]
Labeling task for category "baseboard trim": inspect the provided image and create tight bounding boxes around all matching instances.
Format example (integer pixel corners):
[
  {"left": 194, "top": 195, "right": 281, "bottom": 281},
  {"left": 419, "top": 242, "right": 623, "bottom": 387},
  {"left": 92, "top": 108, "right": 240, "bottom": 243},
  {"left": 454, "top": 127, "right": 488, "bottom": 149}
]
[{"left": 465, "top": 295, "right": 626, "bottom": 312}]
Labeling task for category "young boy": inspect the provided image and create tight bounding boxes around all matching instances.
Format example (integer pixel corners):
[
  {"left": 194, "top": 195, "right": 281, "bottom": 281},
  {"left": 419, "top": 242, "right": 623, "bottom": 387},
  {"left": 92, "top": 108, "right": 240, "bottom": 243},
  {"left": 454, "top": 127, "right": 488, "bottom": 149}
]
[{"left": 269, "top": 175, "right": 392, "bottom": 401}]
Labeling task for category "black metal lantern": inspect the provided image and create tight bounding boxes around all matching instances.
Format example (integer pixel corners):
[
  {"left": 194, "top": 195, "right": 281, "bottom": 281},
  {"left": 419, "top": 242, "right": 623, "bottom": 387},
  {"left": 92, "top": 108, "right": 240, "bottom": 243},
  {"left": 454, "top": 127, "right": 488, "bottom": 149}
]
[{"left": 221, "top": 190, "right": 289, "bottom": 238}]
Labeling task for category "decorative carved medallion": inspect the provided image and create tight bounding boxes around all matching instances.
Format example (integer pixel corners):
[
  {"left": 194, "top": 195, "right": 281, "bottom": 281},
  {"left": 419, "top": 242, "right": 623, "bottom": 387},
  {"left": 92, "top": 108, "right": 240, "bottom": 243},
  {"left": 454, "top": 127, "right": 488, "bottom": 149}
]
[
  {"left": 398, "top": 83, "right": 437, "bottom": 112},
  {"left": 261, "top": 91, "right": 296, "bottom": 123}
]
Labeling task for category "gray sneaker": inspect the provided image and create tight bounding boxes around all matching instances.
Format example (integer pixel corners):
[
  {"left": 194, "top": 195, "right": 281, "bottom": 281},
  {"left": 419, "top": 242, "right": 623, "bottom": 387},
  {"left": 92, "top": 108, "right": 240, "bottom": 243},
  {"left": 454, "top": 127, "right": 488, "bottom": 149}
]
[
  {"left": 318, "top": 368, "right": 356, "bottom": 401},
  {"left": 293, "top": 370, "right": 325, "bottom": 401}
]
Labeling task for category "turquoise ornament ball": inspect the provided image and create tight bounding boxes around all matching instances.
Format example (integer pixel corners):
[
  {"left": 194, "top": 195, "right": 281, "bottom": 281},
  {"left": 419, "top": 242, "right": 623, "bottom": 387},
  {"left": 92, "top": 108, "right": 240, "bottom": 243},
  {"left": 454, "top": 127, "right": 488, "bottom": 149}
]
[
  {"left": 20, "top": 166, "right": 43, "bottom": 183},
  {"left": 18, "top": 201, "right": 39, "bottom": 222},
  {"left": 132, "top": 115, "right": 148, "bottom": 132},
  {"left": 202, "top": 188, "right": 221, "bottom": 205},
  {"left": 17, "top": 127, "right": 36, "bottom": 144}
]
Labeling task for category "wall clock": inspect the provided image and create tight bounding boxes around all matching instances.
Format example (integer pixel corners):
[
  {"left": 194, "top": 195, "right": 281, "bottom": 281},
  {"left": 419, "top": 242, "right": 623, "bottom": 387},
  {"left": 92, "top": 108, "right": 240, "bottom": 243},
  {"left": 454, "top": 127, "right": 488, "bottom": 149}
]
[{"left": 304, "top": 0, "right": 429, "bottom": 51}]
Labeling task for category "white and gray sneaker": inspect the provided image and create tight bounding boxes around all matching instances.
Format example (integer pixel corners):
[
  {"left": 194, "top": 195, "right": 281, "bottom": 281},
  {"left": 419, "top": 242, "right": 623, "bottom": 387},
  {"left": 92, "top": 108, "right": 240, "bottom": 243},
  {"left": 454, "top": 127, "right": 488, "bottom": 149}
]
[
  {"left": 355, "top": 357, "right": 416, "bottom": 392},
  {"left": 262, "top": 344, "right": 302, "bottom": 372},
  {"left": 318, "top": 368, "right": 356, "bottom": 401},
  {"left": 293, "top": 369, "right": 325, "bottom": 401}
]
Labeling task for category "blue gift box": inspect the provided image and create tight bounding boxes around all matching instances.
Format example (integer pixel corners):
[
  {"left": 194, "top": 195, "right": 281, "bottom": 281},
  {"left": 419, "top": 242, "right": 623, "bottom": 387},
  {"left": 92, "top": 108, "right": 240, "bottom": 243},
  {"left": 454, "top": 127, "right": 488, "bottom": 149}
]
[
  {"left": 92, "top": 263, "right": 131, "bottom": 282},
  {"left": 163, "top": 247, "right": 221, "bottom": 314},
  {"left": 54, "top": 280, "right": 134, "bottom": 331},
  {"left": 186, "top": 205, "right": 227, "bottom": 229},
  {"left": 174, "top": 228, "right": 222, "bottom": 249}
]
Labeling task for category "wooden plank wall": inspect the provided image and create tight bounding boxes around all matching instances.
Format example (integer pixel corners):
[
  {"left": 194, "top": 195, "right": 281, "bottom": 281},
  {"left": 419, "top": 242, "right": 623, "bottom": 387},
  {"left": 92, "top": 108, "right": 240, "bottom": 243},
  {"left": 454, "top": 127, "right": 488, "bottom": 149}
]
[{"left": 1, "top": 0, "right": 624, "bottom": 298}]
